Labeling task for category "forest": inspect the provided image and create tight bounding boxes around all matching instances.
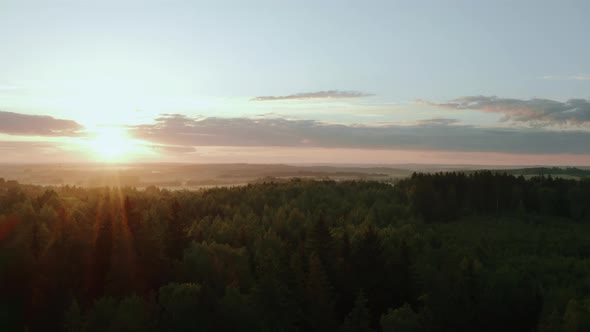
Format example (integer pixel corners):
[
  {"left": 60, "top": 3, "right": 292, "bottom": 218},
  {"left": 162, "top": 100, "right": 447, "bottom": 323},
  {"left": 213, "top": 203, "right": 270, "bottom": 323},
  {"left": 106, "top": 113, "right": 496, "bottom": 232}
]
[{"left": 1, "top": 171, "right": 590, "bottom": 332}]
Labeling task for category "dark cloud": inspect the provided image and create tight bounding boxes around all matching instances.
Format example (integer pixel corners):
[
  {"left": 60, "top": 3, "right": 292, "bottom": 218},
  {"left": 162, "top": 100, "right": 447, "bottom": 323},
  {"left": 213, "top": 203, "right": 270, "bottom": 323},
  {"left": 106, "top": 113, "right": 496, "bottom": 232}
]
[
  {"left": 129, "top": 114, "right": 590, "bottom": 154},
  {"left": 419, "top": 96, "right": 590, "bottom": 126},
  {"left": 0, "top": 111, "right": 83, "bottom": 136},
  {"left": 251, "top": 90, "right": 374, "bottom": 101}
]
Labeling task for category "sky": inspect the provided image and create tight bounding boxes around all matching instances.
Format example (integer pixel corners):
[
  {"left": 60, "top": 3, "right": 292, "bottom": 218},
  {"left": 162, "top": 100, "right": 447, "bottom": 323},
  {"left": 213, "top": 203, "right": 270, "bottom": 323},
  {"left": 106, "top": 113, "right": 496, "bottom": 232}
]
[{"left": 1, "top": 0, "right": 590, "bottom": 165}]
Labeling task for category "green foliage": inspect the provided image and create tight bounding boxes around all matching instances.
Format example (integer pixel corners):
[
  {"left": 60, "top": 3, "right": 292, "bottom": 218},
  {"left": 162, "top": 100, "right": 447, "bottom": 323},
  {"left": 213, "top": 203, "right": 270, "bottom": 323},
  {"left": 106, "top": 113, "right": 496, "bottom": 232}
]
[
  {"left": 64, "top": 299, "right": 84, "bottom": 332},
  {"left": 180, "top": 241, "right": 252, "bottom": 293},
  {"left": 380, "top": 303, "right": 425, "bottom": 332},
  {"left": 1, "top": 175, "right": 590, "bottom": 331},
  {"left": 85, "top": 297, "right": 117, "bottom": 332},
  {"left": 158, "top": 283, "right": 203, "bottom": 331},
  {"left": 340, "top": 290, "right": 373, "bottom": 332},
  {"left": 306, "top": 252, "right": 337, "bottom": 331},
  {"left": 112, "top": 295, "right": 151, "bottom": 332}
]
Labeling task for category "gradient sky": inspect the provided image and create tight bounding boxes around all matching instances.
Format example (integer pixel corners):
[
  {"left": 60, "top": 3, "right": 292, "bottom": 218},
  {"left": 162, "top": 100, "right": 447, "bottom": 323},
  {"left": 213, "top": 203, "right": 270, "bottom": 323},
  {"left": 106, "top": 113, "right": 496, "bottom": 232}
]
[{"left": 1, "top": 0, "right": 590, "bottom": 164}]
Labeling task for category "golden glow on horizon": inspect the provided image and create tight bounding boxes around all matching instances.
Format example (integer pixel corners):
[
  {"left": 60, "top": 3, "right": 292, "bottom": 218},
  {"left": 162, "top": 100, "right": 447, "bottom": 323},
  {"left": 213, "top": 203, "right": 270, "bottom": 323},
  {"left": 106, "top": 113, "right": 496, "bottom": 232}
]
[{"left": 86, "top": 127, "right": 143, "bottom": 162}]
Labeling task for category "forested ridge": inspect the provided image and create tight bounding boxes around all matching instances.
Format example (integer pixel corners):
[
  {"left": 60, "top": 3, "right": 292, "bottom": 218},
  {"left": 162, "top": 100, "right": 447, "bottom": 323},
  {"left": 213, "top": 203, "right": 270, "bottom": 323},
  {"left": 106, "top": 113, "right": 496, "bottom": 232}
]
[{"left": 1, "top": 172, "right": 590, "bottom": 332}]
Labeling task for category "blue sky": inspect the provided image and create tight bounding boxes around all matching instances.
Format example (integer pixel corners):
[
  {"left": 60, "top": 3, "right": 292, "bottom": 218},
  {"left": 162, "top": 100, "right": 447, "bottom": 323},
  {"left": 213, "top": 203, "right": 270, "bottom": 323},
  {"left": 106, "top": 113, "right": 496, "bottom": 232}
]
[{"left": 0, "top": 0, "right": 589, "bottom": 164}]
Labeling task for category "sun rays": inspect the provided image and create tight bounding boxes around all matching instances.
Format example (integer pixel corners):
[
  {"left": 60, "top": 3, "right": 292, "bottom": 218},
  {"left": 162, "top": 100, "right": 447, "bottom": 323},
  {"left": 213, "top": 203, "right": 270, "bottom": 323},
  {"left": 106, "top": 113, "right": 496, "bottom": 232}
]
[{"left": 84, "top": 126, "right": 146, "bottom": 162}]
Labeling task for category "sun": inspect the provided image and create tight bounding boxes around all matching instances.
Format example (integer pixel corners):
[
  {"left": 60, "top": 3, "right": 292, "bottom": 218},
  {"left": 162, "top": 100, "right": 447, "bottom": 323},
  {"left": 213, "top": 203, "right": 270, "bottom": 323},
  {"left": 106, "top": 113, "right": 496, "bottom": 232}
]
[{"left": 87, "top": 127, "right": 140, "bottom": 162}]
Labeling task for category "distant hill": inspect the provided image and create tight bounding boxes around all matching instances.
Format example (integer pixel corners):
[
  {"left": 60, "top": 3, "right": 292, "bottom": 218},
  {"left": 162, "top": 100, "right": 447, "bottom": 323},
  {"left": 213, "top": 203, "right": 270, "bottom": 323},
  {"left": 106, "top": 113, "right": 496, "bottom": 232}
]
[{"left": 1, "top": 163, "right": 588, "bottom": 188}]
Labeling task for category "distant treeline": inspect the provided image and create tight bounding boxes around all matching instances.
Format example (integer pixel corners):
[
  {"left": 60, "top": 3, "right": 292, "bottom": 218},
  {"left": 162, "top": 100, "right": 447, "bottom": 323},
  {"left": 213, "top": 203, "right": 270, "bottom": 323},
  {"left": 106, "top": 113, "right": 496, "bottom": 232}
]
[
  {"left": 492, "top": 166, "right": 590, "bottom": 178},
  {"left": 1, "top": 173, "right": 590, "bottom": 331}
]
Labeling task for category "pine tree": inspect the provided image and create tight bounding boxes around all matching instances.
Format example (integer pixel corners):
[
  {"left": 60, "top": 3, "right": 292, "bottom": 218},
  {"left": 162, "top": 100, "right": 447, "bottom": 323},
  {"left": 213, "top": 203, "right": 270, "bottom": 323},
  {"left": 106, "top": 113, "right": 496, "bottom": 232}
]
[
  {"left": 380, "top": 304, "right": 423, "bottom": 332},
  {"left": 306, "top": 252, "right": 336, "bottom": 331},
  {"left": 306, "top": 214, "right": 335, "bottom": 269},
  {"left": 166, "top": 199, "right": 188, "bottom": 260},
  {"left": 340, "top": 290, "right": 373, "bottom": 332}
]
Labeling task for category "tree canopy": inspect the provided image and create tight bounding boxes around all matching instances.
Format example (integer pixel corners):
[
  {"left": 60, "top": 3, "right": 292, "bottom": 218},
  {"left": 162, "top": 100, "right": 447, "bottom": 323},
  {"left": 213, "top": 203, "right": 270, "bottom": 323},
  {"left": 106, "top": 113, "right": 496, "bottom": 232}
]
[{"left": 1, "top": 173, "right": 589, "bottom": 331}]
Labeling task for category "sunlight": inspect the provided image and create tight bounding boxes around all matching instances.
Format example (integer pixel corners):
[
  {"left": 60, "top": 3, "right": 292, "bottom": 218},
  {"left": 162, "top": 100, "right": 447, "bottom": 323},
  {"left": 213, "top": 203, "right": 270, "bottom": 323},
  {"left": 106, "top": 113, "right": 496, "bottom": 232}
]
[{"left": 86, "top": 127, "right": 140, "bottom": 162}]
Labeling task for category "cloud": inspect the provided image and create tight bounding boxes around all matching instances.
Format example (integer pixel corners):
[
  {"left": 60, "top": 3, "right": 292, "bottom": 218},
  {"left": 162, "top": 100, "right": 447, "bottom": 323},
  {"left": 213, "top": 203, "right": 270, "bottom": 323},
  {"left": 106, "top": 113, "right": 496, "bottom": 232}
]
[
  {"left": 149, "top": 144, "right": 197, "bottom": 154},
  {"left": 0, "top": 111, "right": 83, "bottom": 136},
  {"left": 541, "top": 74, "right": 590, "bottom": 81},
  {"left": 0, "top": 141, "right": 79, "bottom": 162},
  {"left": 251, "top": 90, "right": 374, "bottom": 101},
  {"left": 129, "top": 114, "right": 590, "bottom": 154},
  {"left": 413, "top": 118, "right": 461, "bottom": 126},
  {"left": 419, "top": 96, "right": 590, "bottom": 126},
  {"left": 0, "top": 141, "right": 57, "bottom": 150}
]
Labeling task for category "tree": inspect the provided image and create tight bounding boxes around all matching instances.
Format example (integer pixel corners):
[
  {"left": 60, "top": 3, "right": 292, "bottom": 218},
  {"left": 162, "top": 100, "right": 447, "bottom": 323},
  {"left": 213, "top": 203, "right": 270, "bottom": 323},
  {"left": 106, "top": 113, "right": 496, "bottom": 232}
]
[
  {"left": 306, "top": 252, "right": 337, "bottom": 331},
  {"left": 64, "top": 299, "right": 85, "bottom": 332},
  {"left": 562, "top": 299, "right": 590, "bottom": 332},
  {"left": 111, "top": 295, "right": 151, "bottom": 332},
  {"left": 165, "top": 199, "right": 188, "bottom": 260},
  {"left": 306, "top": 214, "right": 336, "bottom": 271},
  {"left": 340, "top": 290, "right": 373, "bottom": 332},
  {"left": 251, "top": 232, "right": 298, "bottom": 332},
  {"left": 85, "top": 297, "right": 117, "bottom": 332},
  {"left": 380, "top": 304, "right": 424, "bottom": 332},
  {"left": 158, "top": 283, "right": 204, "bottom": 331},
  {"left": 219, "top": 286, "right": 257, "bottom": 331},
  {"left": 538, "top": 308, "right": 562, "bottom": 332}
]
